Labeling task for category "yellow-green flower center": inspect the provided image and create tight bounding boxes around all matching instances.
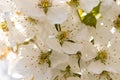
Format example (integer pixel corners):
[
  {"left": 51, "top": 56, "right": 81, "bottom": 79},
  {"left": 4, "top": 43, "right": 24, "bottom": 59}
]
[
  {"left": 38, "top": 0, "right": 52, "bottom": 14},
  {"left": 56, "top": 31, "right": 69, "bottom": 40},
  {"left": 38, "top": 50, "right": 52, "bottom": 67},
  {"left": 100, "top": 71, "right": 112, "bottom": 80},
  {"left": 95, "top": 50, "right": 108, "bottom": 64},
  {"left": 53, "top": 65, "right": 81, "bottom": 80},
  {"left": 56, "top": 31, "right": 70, "bottom": 46}
]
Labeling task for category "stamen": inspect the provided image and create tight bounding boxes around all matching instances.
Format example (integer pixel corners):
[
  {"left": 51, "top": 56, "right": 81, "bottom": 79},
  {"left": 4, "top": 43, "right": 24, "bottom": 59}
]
[
  {"left": 114, "top": 15, "right": 120, "bottom": 29},
  {"left": 76, "top": 51, "right": 82, "bottom": 68},
  {"left": 95, "top": 50, "right": 108, "bottom": 64},
  {"left": 99, "top": 71, "right": 112, "bottom": 80},
  {"left": 38, "top": 50, "right": 52, "bottom": 67},
  {"left": 53, "top": 65, "right": 81, "bottom": 80},
  {"left": 25, "top": 17, "right": 38, "bottom": 24},
  {"left": 56, "top": 30, "right": 75, "bottom": 46},
  {"left": 38, "top": 0, "right": 52, "bottom": 14},
  {"left": 56, "top": 31, "right": 69, "bottom": 46}
]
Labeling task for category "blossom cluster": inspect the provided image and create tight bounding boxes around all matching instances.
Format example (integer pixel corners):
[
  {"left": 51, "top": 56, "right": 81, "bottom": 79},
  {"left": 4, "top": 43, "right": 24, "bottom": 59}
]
[{"left": 0, "top": 0, "right": 120, "bottom": 80}]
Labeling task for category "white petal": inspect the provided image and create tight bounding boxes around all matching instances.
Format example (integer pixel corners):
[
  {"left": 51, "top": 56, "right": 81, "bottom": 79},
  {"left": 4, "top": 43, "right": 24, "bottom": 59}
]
[
  {"left": 14, "top": 0, "right": 44, "bottom": 18},
  {"left": 62, "top": 42, "right": 82, "bottom": 54},
  {"left": 80, "top": 0, "right": 100, "bottom": 12},
  {"left": 47, "top": 5, "right": 69, "bottom": 24},
  {"left": 51, "top": 51, "right": 68, "bottom": 68},
  {"left": 46, "top": 37, "right": 62, "bottom": 53},
  {"left": 88, "top": 61, "right": 105, "bottom": 74},
  {"left": 81, "top": 41, "right": 97, "bottom": 61},
  {"left": 0, "top": 0, "right": 14, "bottom": 13}
]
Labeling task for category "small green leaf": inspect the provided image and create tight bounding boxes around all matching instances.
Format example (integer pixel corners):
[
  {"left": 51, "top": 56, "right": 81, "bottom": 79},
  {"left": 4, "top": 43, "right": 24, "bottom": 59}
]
[
  {"left": 77, "top": 2, "right": 102, "bottom": 28},
  {"left": 82, "top": 13, "right": 97, "bottom": 28},
  {"left": 91, "top": 2, "right": 102, "bottom": 16}
]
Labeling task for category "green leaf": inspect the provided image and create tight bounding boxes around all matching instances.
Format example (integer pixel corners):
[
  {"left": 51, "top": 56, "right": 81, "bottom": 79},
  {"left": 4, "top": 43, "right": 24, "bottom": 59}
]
[
  {"left": 82, "top": 13, "right": 97, "bottom": 28},
  {"left": 91, "top": 2, "right": 102, "bottom": 16},
  {"left": 77, "top": 2, "right": 102, "bottom": 28}
]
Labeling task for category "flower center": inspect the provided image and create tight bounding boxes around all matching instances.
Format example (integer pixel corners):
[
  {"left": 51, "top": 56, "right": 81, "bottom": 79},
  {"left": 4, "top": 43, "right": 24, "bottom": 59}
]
[
  {"left": 38, "top": 0, "right": 52, "bottom": 14},
  {"left": 95, "top": 50, "right": 108, "bottom": 64},
  {"left": 100, "top": 71, "right": 112, "bottom": 80},
  {"left": 114, "top": 15, "right": 120, "bottom": 29},
  {"left": 53, "top": 65, "right": 81, "bottom": 80},
  {"left": 57, "top": 31, "right": 68, "bottom": 40},
  {"left": 38, "top": 50, "right": 52, "bottom": 67},
  {"left": 56, "top": 31, "right": 69, "bottom": 46}
]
